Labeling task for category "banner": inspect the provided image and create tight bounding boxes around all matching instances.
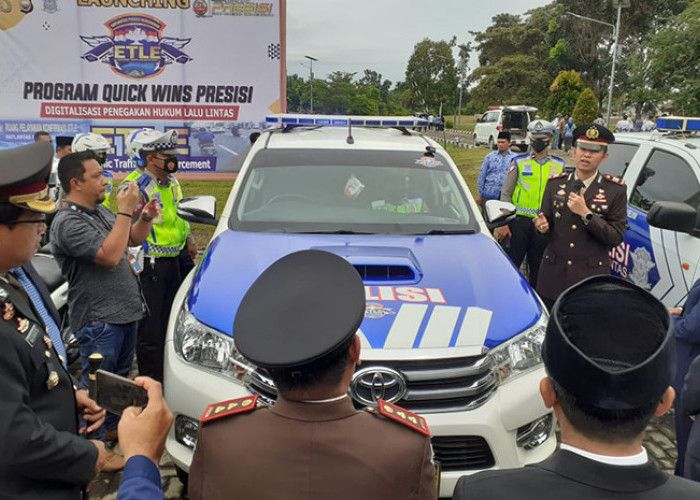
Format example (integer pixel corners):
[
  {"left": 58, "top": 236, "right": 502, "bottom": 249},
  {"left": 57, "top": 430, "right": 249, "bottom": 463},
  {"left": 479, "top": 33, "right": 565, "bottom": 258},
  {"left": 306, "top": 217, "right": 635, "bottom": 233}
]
[{"left": 0, "top": 0, "right": 286, "bottom": 173}]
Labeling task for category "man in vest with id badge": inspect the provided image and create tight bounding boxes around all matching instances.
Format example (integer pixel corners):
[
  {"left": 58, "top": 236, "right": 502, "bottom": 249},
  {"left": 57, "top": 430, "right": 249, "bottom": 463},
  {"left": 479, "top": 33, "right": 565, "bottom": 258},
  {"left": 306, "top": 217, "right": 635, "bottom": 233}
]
[
  {"left": 124, "top": 129, "right": 197, "bottom": 383},
  {"left": 498, "top": 120, "right": 565, "bottom": 288}
]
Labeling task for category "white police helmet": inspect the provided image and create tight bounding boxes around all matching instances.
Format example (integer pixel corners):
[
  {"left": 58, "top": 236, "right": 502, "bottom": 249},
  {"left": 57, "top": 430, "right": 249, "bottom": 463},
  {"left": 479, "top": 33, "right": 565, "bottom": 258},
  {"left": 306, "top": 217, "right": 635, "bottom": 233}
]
[
  {"left": 527, "top": 119, "right": 556, "bottom": 139},
  {"left": 125, "top": 128, "right": 178, "bottom": 168},
  {"left": 72, "top": 132, "right": 111, "bottom": 164}
]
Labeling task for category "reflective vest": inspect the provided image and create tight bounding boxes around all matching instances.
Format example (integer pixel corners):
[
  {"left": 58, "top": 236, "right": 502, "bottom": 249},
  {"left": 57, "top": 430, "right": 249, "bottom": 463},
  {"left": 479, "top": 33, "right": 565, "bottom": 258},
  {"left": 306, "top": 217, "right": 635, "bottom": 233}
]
[
  {"left": 102, "top": 171, "right": 113, "bottom": 208},
  {"left": 124, "top": 170, "right": 190, "bottom": 257},
  {"left": 512, "top": 154, "right": 565, "bottom": 217}
]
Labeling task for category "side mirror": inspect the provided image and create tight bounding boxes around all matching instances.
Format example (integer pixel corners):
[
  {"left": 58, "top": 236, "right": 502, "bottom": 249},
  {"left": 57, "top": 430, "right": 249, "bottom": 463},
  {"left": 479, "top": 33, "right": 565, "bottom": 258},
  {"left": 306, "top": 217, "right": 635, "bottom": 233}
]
[
  {"left": 484, "top": 200, "right": 516, "bottom": 230},
  {"left": 476, "top": 117, "right": 483, "bottom": 123},
  {"left": 177, "top": 195, "right": 218, "bottom": 226},
  {"left": 647, "top": 201, "right": 697, "bottom": 234}
]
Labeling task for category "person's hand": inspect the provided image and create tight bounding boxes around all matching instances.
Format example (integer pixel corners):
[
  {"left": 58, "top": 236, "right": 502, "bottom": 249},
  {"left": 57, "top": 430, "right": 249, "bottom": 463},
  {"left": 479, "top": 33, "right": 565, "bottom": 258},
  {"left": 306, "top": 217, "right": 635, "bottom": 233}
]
[
  {"left": 669, "top": 307, "right": 683, "bottom": 316},
  {"left": 475, "top": 196, "right": 483, "bottom": 207},
  {"left": 140, "top": 198, "right": 161, "bottom": 222},
  {"left": 187, "top": 242, "right": 197, "bottom": 260},
  {"left": 567, "top": 188, "right": 589, "bottom": 217},
  {"left": 75, "top": 389, "right": 106, "bottom": 434},
  {"left": 118, "top": 377, "right": 174, "bottom": 466},
  {"left": 533, "top": 213, "right": 549, "bottom": 234},
  {"left": 495, "top": 225, "right": 511, "bottom": 242},
  {"left": 90, "top": 439, "right": 108, "bottom": 476},
  {"left": 117, "top": 182, "right": 140, "bottom": 214}
]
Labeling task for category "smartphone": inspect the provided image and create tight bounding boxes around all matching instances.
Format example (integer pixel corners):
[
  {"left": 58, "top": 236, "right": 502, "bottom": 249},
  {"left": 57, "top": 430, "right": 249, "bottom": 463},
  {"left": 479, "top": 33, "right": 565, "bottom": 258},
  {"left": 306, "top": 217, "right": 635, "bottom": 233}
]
[{"left": 95, "top": 370, "right": 148, "bottom": 416}]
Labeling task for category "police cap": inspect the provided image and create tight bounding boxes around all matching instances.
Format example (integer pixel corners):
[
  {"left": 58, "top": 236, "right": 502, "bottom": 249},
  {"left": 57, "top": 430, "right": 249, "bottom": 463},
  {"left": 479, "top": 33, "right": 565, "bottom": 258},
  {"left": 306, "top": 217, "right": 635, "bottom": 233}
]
[
  {"left": 234, "top": 250, "right": 365, "bottom": 369},
  {"left": 543, "top": 276, "right": 674, "bottom": 411},
  {"left": 0, "top": 142, "right": 56, "bottom": 217},
  {"left": 527, "top": 119, "right": 555, "bottom": 138},
  {"left": 573, "top": 123, "right": 615, "bottom": 151}
]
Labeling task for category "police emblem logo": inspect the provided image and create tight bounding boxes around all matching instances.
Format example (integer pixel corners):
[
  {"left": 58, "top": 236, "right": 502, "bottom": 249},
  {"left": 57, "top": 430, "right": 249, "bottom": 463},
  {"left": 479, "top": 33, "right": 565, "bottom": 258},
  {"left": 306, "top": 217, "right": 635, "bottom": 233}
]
[
  {"left": 365, "top": 302, "right": 395, "bottom": 319},
  {"left": 193, "top": 0, "right": 208, "bottom": 17},
  {"left": 81, "top": 14, "right": 193, "bottom": 80},
  {"left": 534, "top": 122, "right": 544, "bottom": 132},
  {"left": 586, "top": 127, "right": 600, "bottom": 140}
]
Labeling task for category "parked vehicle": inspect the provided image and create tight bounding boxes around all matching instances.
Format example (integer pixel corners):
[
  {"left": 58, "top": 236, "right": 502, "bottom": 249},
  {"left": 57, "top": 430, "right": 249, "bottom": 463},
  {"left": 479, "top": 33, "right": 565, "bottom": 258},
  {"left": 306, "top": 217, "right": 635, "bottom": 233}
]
[{"left": 473, "top": 106, "right": 537, "bottom": 151}]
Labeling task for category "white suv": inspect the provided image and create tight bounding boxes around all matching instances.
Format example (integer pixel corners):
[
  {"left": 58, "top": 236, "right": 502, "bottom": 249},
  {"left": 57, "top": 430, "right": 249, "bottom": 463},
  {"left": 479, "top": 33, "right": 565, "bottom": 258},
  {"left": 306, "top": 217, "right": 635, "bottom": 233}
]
[
  {"left": 166, "top": 115, "right": 556, "bottom": 497},
  {"left": 473, "top": 106, "right": 537, "bottom": 151}
]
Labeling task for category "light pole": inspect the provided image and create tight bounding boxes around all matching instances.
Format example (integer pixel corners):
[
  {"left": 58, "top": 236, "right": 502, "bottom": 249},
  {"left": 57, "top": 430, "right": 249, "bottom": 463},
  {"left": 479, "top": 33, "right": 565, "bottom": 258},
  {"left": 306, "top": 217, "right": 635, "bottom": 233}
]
[
  {"left": 565, "top": 0, "right": 628, "bottom": 127},
  {"left": 304, "top": 55, "right": 318, "bottom": 113}
]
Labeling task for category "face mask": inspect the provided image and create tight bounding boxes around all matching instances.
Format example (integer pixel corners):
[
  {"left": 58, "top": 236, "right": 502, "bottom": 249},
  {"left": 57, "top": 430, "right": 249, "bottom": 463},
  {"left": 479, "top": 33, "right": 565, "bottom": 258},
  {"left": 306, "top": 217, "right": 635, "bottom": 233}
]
[
  {"left": 153, "top": 155, "right": 179, "bottom": 173},
  {"left": 532, "top": 139, "right": 548, "bottom": 153}
]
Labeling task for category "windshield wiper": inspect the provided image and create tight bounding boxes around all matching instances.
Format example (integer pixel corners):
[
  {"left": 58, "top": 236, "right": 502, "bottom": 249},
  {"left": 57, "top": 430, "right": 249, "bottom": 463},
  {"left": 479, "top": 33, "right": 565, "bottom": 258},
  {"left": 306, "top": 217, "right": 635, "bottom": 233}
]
[
  {"left": 417, "top": 228, "right": 477, "bottom": 235},
  {"left": 297, "top": 229, "right": 374, "bottom": 235}
]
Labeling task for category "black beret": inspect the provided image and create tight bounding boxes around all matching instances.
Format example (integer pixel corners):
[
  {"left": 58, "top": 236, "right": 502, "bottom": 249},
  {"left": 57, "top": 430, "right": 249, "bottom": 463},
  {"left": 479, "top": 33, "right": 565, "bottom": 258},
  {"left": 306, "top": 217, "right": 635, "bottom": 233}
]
[
  {"left": 0, "top": 142, "right": 56, "bottom": 215},
  {"left": 234, "top": 250, "right": 365, "bottom": 369},
  {"left": 543, "top": 275, "right": 674, "bottom": 410},
  {"left": 497, "top": 130, "right": 511, "bottom": 141},
  {"left": 573, "top": 124, "right": 615, "bottom": 151}
]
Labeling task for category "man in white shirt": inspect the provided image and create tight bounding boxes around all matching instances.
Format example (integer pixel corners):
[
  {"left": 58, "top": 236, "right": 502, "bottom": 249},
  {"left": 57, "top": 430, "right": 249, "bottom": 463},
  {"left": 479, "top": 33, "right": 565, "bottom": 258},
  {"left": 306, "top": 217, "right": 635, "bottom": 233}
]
[
  {"left": 453, "top": 275, "right": 700, "bottom": 499},
  {"left": 615, "top": 114, "right": 633, "bottom": 132}
]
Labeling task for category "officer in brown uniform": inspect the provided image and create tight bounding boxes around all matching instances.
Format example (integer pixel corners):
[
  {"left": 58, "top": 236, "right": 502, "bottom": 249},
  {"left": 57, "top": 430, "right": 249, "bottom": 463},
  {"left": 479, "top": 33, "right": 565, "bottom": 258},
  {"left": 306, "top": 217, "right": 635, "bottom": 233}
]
[
  {"left": 534, "top": 124, "right": 627, "bottom": 309},
  {"left": 189, "top": 250, "right": 437, "bottom": 500}
]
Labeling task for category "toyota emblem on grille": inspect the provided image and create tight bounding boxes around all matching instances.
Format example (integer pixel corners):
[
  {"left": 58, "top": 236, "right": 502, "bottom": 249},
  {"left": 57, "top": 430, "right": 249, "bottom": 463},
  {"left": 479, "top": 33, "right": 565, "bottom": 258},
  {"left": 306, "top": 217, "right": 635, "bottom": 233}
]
[{"left": 349, "top": 367, "right": 407, "bottom": 406}]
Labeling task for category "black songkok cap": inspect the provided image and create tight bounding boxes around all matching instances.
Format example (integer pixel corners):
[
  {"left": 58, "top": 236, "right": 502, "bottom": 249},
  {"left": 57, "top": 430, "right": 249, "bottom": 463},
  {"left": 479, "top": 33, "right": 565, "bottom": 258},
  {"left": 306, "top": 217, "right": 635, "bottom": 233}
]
[
  {"left": 497, "top": 130, "right": 511, "bottom": 141},
  {"left": 542, "top": 275, "right": 674, "bottom": 411},
  {"left": 234, "top": 250, "right": 365, "bottom": 369},
  {"left": 55, "top": 136, "right": 73, "bottom": 147}
]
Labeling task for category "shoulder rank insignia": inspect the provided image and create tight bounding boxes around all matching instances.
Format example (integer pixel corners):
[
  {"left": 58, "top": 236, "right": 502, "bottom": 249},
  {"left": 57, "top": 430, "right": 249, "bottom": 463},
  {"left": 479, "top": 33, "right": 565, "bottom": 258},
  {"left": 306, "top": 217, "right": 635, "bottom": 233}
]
[
  {"left": 603, "top": 174, "right": 626, "bottom": 186},
  {"left": 548, "top": 172, "right": 567, "bottom": 180},
  {"left": 3, "top": 302, "right": 15, "bottom": 320},
  {"left": 377, "top": 399, "right": 430, "bottom": 436},
  {"left": 200, "top": 394, "right": 258, "bottom": 424}
]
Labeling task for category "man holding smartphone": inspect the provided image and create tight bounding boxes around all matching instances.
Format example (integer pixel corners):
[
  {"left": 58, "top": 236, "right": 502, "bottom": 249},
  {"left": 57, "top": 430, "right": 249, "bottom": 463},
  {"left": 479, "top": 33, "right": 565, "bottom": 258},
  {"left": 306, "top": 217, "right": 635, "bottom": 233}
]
[{"left": 50, "top": 151, "right": 160, "bottom": 466}]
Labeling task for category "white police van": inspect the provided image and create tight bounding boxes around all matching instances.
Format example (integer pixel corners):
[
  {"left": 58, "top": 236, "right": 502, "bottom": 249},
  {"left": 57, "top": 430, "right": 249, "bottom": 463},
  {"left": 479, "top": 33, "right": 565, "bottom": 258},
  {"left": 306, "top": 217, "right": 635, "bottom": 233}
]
[
  {"left": 604, "top": 116, "right": 700, "bottom": 306},
  {"left": 165, "top": 115, "right": 556, "bottom": 497}
]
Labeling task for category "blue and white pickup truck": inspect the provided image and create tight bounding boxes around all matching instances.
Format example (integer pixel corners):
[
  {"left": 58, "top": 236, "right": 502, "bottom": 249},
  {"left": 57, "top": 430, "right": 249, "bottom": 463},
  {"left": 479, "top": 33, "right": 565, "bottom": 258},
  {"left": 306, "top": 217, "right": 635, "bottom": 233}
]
[{"left": 163, "top": 115, "right": 555, "bottom": 497}]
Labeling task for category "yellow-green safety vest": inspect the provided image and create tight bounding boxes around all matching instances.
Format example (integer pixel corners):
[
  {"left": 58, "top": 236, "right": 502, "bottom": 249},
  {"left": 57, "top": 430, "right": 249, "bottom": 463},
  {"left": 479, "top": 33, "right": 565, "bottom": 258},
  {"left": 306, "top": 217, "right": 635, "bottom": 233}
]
[
  {"left": 124, "top": 170, "right": 190, "bottom": 257},
  {"left": 512, "top": 155, "right": 565, "bottom": 217}
]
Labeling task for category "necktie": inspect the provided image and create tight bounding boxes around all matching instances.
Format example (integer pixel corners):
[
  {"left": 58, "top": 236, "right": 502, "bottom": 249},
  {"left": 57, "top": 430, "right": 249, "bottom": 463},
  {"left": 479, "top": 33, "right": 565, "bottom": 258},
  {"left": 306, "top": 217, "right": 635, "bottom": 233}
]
[{"left": 11, "top": 267, "right": 67, "bottom": 367}]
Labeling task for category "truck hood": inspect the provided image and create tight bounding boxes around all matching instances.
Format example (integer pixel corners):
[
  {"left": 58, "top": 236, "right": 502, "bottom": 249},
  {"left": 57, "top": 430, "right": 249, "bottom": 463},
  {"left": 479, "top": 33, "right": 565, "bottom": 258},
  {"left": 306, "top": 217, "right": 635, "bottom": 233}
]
[{"left": 187, "top": 230, "right": 543, "bottom": 351}]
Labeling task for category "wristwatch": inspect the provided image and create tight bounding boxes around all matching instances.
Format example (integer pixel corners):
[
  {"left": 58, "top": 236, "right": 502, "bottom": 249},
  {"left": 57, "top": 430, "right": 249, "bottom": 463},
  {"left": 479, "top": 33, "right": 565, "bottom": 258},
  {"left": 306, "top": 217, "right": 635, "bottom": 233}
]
[{"left": 582, "top": 212, "right": 594, "bottom": 225}]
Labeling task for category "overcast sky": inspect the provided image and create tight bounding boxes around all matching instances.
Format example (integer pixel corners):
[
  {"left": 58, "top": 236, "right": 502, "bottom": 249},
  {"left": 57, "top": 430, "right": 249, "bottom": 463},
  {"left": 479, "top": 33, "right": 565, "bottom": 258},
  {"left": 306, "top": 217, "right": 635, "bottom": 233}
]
[{"left": 286, "top": 0, "right": 551, "bottom": 84}]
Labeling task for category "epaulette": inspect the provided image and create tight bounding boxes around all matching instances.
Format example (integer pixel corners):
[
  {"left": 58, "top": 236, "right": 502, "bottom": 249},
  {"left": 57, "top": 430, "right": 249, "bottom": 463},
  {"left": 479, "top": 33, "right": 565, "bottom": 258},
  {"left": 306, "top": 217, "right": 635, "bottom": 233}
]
[
  {"left": 548, "top": 172, "right": 567, "bottom": 180},
  {"left": 603, "top": 174, "right": 626, "bottom": 186},
  {"left": 369, "top": 399, "right": 430, "bottom": 435},
  {"left": 200, "top": 394, "right": 258, "bottom": 424},
  {"left": 549, "top": 155, "right": 566, "bottom": 166},
  {"left": 512, "top": 153, "right": 529, "bottom": 163}
]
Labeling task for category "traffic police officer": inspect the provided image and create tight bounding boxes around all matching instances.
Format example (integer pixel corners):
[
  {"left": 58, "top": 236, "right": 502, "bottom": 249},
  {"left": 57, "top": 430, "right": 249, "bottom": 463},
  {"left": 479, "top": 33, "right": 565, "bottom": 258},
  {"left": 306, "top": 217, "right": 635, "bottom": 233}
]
[
  {"left": 534, "top": 124, "right": 626, "bottom": 309},
  {"left": 499, "top": 119, "right": 565, "bottom": 287},
  {"left": 124, "top": 128, "right": 196, "bottom": 382},
  {"left": 454, "top": 276, "right": 700, "bottom": 499},
  {"left": 0, "top": 142, "right": 107, "bottom": 499},
  {"left": 189, "top": 250, "right": 438, "bottom": 500}
]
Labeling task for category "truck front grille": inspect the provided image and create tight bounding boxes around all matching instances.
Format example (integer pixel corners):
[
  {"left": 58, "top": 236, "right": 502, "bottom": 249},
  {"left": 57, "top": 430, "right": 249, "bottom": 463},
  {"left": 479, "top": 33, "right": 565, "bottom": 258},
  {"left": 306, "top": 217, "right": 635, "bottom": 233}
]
[
  {"left": 244, "top": 354, "right": 497, "bottom": 414},
  {"left": 431, "top": 435, "right": 495, "bottom": 471}
]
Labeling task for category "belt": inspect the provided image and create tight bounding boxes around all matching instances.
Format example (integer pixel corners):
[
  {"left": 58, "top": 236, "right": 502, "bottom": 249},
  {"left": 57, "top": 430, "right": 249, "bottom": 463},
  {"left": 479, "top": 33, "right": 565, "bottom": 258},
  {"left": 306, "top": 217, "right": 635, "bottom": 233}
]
[{"left": 145, "top": 242, "right": 181, "bottom": 257}]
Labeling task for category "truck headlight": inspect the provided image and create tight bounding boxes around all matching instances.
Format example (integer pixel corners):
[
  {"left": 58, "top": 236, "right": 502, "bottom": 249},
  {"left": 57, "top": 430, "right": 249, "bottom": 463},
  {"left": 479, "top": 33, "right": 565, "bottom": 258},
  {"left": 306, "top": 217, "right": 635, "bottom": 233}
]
[
  {"left": 488, "top": 312, "right": 547, "bottom": 383},
  {"left": 173, "top": 304, "right": 254, "bottom": 382}
]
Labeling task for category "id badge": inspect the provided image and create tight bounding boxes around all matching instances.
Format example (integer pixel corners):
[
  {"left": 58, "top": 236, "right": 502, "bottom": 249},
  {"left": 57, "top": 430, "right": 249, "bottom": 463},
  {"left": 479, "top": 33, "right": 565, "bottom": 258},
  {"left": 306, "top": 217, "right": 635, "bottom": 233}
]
[{"left": 126, "top": 247, "right": 144, "bottom": 276}]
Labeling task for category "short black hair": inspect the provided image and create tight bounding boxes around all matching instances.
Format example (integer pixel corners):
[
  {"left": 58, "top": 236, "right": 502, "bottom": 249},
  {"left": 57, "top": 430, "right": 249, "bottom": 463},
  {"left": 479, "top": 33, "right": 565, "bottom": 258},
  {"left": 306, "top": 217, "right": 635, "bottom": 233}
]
[
  {"left": 34, "top": 131, "right": 51, "bottom": 142},
  {"left": 0, "top": 204, "right": 25, "bottom": 225},
  {"left": 249, "top": 132, "right": 261, "bottom": 145},
  {"left": 268, "top": 336, "right": 353, "bottom": 393},
  {"left": 551, "top": 378, "right": 658, "bottom": 443},
  {"left": 58, "top": 151, "right": 96, "bottom": 194}
]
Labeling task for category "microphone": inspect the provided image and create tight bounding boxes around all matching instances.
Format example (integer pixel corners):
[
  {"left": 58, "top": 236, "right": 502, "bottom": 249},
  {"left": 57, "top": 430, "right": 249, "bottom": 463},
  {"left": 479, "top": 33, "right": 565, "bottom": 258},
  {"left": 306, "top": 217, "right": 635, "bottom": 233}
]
[{"left": 572, "top": 179, "right": 585, "bottom": 194}]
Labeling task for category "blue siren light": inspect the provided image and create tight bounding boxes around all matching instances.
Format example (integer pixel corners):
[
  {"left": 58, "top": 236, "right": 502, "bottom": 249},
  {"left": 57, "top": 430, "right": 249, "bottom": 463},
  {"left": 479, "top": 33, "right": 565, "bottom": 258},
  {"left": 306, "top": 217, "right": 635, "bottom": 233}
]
[{"left": 265, "top": 114, "right": 430, "bottom": 128}]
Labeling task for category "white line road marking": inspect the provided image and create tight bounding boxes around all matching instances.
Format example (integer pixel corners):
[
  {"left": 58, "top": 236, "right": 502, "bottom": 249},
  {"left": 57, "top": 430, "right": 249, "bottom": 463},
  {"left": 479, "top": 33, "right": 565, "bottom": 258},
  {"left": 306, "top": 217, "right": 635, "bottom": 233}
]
[
  {"left": 455, "top": 307, "right": 493, "bottom": 347},
  {"left": 383, "top": 304, "right": 428, "bottom": 348},
  {"left": 219, "top": 145, "right": 239, "bottom": 156},
  {"left": 419, "top": 305, "right": 461, "bottom": 348}
]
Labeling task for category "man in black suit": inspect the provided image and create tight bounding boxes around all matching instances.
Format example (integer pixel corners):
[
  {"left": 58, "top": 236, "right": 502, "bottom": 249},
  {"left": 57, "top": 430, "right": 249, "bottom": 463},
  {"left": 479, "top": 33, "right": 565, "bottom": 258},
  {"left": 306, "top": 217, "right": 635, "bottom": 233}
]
[
  {"left": 682, "top": 355, "right": 700, "bottom": 481},
  {"left": 454, "top": 276, "right": 700, "bottom": 499}
]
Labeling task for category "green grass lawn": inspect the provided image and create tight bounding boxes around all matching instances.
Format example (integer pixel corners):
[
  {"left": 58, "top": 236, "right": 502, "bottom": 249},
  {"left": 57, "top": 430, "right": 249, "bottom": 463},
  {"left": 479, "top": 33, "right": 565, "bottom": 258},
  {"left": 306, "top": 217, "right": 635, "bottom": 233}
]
[{"left": 172, "top": 145, "right": 491, "bottom": 248}]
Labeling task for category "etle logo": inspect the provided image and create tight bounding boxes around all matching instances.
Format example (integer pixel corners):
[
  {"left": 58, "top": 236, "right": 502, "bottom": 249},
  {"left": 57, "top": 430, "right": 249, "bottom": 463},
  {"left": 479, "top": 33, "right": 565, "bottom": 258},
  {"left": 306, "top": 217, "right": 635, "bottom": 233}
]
[{"left": 81, "top": 13, "right": 192, "bottom": 79}]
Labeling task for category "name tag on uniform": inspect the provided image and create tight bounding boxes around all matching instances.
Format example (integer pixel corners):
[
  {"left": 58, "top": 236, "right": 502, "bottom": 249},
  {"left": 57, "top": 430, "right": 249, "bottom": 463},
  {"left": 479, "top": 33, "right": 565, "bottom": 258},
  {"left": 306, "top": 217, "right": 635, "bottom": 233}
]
[{"left": 522, "top": 164, "right": 533, "bottom": 176}]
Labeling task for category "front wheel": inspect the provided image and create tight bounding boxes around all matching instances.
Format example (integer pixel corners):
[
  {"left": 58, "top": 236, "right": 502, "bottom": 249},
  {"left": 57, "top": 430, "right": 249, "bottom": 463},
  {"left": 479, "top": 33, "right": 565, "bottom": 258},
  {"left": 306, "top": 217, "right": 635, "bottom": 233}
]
[
  {"left": 472, "top": 133, "right": 478, "bottom": 146},
  {"left": 488, "top": 136, "right": 495, "bottom": 150}
]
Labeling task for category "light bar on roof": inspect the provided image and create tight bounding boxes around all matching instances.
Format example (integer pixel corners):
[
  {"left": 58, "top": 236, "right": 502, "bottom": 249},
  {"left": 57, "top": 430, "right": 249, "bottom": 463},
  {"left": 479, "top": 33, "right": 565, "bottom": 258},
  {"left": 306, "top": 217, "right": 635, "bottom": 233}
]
[
  {"left": 656, "top": 116, "right": 700, "bottom": 132},
  {"left": 265, "top": 114, "right": 429, "bottom": 128}
]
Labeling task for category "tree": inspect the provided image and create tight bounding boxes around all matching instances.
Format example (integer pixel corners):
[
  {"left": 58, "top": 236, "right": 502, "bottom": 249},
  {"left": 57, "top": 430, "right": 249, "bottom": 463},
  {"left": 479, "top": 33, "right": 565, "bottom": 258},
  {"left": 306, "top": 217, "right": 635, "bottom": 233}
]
[
  {"left": 546, "top": 70, "right": 584, "bottom": 117},
  {"left": 649, "top": 1, "right": 700, "bottom": 115},
  {"left": 286, "top": 74, "right": 307, "bottom": 112},
  {"left": 572, "top": 87, "right": 599, "bottom": 125},
  {"left": 404, "top": 39, "right": 458, "bottom": 114}
]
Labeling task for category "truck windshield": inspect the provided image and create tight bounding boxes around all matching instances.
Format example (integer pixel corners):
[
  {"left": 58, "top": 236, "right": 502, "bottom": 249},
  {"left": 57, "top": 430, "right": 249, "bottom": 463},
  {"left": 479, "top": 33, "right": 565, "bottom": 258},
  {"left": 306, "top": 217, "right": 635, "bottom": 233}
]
[{"left": 230, "top": 149, "right": 477, "bottom": 235}]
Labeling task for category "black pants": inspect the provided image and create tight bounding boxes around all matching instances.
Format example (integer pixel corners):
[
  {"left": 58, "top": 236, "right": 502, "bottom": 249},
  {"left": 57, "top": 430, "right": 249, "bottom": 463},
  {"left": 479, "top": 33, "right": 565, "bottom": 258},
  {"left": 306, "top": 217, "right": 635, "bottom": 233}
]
[
  {"left": 136, "top": 248, "right": 194, "bottom": 382},
  {"left": 506, "top": 215, "right": 548, "bottom": 289}
]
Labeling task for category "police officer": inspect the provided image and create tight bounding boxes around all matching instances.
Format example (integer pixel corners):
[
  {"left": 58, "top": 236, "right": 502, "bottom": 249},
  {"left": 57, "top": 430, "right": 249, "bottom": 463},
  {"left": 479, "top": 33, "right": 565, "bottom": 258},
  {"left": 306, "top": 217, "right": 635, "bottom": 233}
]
[
  {"left": 189, "top": 250, "right": 437, "bottom": 500},
  {"left": 454, "top": 276, "right": 700, "bottom": 499},
  {"left": 534, "top": 124, "right": 626, "bottom": 309},
  {"left": 124, "top": 128, "right": 197, "bottom": 382},
  {"left": 0, "top": 142, "right": 108, "bottom": 499},
  {"left": 498, "top": 120, "right": 565, "bottom": 287}
]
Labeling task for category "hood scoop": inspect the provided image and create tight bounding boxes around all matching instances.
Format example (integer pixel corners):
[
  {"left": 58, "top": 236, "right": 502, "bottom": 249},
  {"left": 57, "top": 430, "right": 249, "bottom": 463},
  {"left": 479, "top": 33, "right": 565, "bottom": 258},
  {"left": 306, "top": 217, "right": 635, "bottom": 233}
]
[{"left": 312, "top": 245, "right": 423, "bottom": 284}]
